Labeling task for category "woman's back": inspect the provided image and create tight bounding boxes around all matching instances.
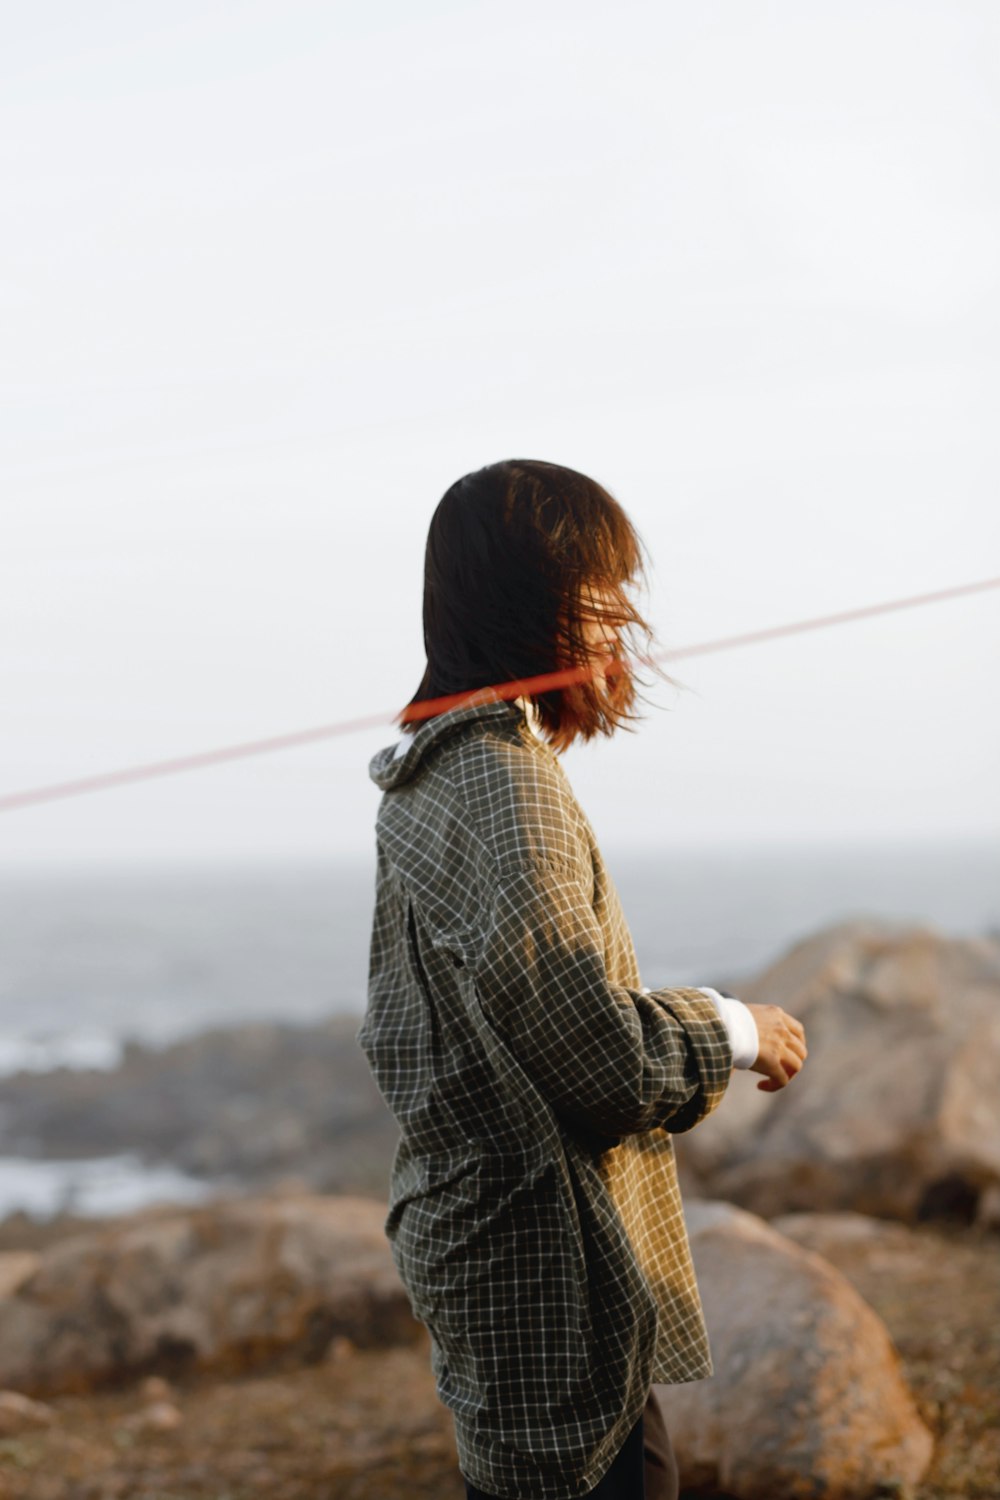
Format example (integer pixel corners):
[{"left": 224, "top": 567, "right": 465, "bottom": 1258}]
[{"left": 358, "top": 694, "right": 734, "bottom": 1497}]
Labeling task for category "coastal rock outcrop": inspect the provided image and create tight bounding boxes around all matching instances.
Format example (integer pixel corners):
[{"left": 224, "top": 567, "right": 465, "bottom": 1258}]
[
  {"left": 654, "top": 1199, "right": 934, "bottom": 1500},
  {"left": 679, "top": 920, "right": 1000, "bottom": 1223},
  {"left": 0, "top": 1014, "right": 398, "bottom": 1204},
  {"left": 0, "top": 1193, "right": 420, "bottom": 1398}
]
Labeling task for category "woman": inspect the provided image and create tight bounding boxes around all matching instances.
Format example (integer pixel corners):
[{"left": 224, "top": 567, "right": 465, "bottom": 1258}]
[{"left": 357, "top": 459, "right": 807, "bottom": 1499}]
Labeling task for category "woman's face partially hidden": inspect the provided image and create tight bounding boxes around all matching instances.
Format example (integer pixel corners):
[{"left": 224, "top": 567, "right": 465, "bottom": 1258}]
[{"left": 579, "top": 584, "right": 622, "bottom": 695}]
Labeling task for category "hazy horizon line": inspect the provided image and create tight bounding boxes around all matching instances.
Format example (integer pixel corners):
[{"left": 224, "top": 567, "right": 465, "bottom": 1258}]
[{"left": 0, "top": 832, "right": 996, "bottom": 881}]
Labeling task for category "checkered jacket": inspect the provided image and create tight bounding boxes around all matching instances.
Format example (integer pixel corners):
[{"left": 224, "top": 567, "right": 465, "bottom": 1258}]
[{"left": 357, "top": 698, "right": 734, "bottom": 1498}]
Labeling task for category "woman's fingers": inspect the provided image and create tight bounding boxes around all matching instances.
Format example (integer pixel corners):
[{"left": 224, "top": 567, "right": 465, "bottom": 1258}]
[{"left": 744, "top": 1002, "right": 808, "bottom": 1091}]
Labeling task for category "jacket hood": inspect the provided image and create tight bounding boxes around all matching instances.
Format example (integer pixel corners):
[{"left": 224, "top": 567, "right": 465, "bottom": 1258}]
[{"left": 368, "top": 698, "right": 532, "bottom": 792}]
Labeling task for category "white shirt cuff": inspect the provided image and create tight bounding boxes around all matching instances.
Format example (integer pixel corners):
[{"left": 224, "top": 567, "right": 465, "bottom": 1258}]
[{"left": 695, "top": 987, "right": 759, "bottom": 1069}]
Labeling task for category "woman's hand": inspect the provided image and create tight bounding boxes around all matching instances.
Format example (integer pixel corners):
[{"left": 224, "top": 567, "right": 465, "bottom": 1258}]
[{"left": 742, "top": 1003, "right": 808, "bottom": 1091}]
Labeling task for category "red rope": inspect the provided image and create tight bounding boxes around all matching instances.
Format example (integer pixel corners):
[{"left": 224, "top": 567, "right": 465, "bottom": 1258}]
[{"left": 2, "top": 575, "right": 997, "bottom": 814}]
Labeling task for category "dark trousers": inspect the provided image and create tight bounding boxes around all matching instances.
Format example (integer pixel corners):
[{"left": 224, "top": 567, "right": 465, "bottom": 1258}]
[{"left": 463, "top": 1388, "right": 679, "bottom": 1500}]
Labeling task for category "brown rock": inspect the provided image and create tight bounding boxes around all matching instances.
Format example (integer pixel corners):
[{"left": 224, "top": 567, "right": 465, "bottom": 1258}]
[
  {"left": 654, "top": 1200, "right": 934, "bottom": 1500},
  {"left": 0, "top": 1388, "right": 57, "bottom": 1434},
  {"left": 769, "top": 1209, "right": 928, "bottom": 1267},
  {"left": 0, "top": 1252, "right": 40, "bottom": 1298},
  {"left": 122, "top": 1399, "right": 183, "bottom": 1433},
  {"left": 0, "top": 1192, "right": 420, "bottom": 1397},
  {"left": 679, "top": 921, "right": 1000, "bottom": 1223},
  {"left": 974, "top": 1181, "right": 1000, "bottom": 1231},
  {"left": 139, "top": 1374, "right": 175, "bottom": 1402}
]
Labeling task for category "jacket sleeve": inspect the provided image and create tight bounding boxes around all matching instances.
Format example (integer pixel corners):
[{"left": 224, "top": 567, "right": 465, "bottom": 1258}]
[{"left": 471, "top": 857, "right": 734, "bottom": 1139}]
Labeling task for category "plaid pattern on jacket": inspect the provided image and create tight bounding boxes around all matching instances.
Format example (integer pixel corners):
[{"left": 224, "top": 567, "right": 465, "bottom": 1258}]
[{"left": 357, "top": 698, "right": 734, "bottom": 1499}]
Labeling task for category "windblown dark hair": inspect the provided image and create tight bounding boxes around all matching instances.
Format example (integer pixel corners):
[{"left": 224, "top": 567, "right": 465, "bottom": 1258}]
[{"left": 400, "top": 459, "right": 681, "bottom": 753}]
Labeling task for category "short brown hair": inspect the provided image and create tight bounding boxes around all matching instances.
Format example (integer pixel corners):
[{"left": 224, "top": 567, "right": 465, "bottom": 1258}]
[{"left": 401, "top": 459, "right": 678, "bottom": 752}]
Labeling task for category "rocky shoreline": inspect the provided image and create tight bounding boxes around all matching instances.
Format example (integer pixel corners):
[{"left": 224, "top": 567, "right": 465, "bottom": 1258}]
[
  {"left": 0, "top": 1198, "right": 996, "bottom": 1499},
  {"left": 3, "top": 917, "right": 999, "bottom": 1235},
  {"left": 1, "top": 917, "right": 998, "bottom": 1498},
  {"left": 0, "top": 1010, "right": 398, "bottom": 1230}
]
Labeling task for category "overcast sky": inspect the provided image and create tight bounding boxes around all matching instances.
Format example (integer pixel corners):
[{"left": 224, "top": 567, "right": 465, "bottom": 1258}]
[{"left": 3, "top": 0, "right": 998, "bottom": 867}]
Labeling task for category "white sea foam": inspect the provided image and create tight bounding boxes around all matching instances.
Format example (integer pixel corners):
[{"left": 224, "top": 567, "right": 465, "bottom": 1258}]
[
  {"left": 0, "top": 1032, "right": 123, "bottom": 1076},
  {"left": 0, "top": 1153, "right": 226, "bottom": 1222}
]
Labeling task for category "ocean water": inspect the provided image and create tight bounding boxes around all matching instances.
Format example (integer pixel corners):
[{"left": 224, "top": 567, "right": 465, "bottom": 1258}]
[
  {"left": 0, "top": 840, "right": 995, "bottom": 1220},
  {"left": 0, "top": 841, "right": 996, "bottom": 1073}
]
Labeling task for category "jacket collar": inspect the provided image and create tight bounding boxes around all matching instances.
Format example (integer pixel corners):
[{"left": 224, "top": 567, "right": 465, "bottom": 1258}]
[{"left": 369, "top": 696, "right": 533, "bottom": 791}]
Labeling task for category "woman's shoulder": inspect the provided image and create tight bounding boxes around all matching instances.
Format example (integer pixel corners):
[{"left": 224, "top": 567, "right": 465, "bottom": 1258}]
[
  {"left": 377, "top": 716, "right": 589, "bottom": 880},
  {"left": 437, "top": 722, "right": 591, "bottom": 874}
]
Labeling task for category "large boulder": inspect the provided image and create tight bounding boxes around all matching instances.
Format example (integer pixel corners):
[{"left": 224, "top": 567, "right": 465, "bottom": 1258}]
[
  {"left": 678, "top": 920, "right": 1000, "bottom": 1223},
  {"left": 0, "top": 1192, "right": 420, "bottom": 1397},
  {"left": 655, "top": 1199, "right": 934, "bottom": 1500}
]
